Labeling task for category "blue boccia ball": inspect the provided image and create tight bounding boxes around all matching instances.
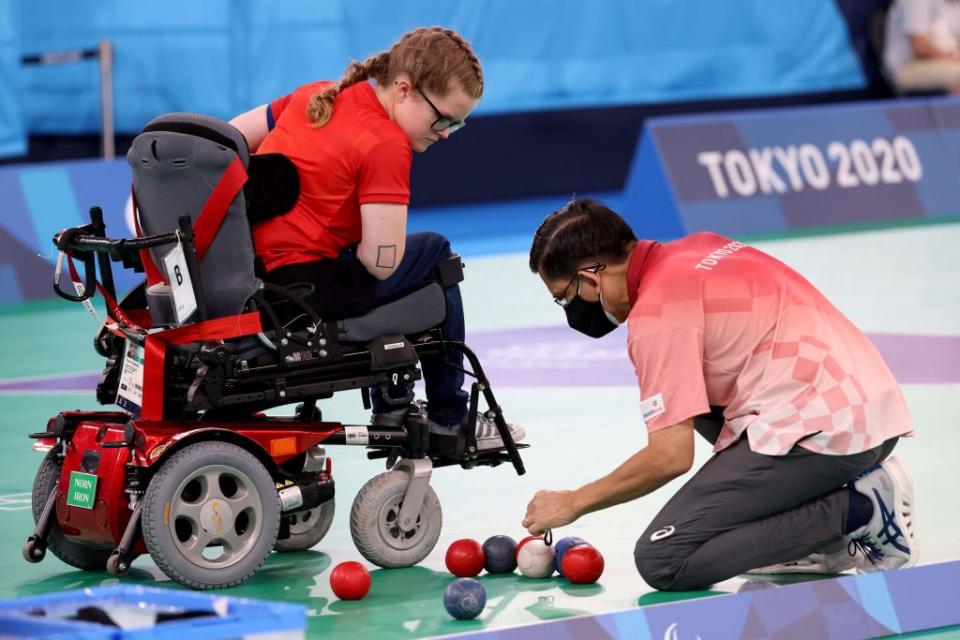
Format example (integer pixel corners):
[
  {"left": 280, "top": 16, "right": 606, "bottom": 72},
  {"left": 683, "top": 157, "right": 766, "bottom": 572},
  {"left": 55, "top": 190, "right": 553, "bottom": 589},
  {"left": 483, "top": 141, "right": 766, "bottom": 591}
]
[
  {"left": 443, "top": 578, "right": 487, "bottom": 620},
  {"left": 482, "top": 535, "right": 517, "bottom": 574},
  {"left": 554, "top": 536, "right": 587, "bottom": 575}
]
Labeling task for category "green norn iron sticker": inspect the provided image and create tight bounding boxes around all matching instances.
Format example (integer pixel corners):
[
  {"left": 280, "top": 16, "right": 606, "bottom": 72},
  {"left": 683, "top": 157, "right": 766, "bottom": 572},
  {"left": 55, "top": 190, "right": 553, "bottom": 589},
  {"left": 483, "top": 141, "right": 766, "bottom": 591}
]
[{"left": 65, "top": 471, "right": 97, "bottom": 509}]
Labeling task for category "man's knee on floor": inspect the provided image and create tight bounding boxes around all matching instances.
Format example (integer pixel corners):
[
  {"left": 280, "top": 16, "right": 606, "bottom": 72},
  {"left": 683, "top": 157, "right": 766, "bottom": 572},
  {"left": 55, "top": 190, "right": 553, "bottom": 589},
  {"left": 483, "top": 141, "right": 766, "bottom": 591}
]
[{"left": 634, "top": 538, "right": 684, "bottom": 591}]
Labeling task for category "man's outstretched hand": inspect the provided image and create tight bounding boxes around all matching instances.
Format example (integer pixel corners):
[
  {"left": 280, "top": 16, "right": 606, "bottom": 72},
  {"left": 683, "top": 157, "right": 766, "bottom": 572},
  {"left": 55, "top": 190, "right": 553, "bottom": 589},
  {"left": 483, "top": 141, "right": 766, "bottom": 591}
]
[{"left": 522, "top": 489, "right": 579, "bottom": 535}]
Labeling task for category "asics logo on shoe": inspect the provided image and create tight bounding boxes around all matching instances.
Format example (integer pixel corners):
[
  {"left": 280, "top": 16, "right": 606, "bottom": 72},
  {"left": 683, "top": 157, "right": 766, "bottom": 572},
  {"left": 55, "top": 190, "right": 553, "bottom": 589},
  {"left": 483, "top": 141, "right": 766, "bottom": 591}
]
[
  {"left": 874, "top": 488, "right": 910, "bottom": 554},
  {"left": 651, "top": 526, "right": 675, "bottom": 541}
]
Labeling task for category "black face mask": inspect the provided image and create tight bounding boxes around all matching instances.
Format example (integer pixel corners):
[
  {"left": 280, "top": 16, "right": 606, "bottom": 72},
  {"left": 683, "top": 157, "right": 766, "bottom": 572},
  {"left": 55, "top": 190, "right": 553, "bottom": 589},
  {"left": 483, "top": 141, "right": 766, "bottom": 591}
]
[{"left": 564, "top": 294, "right": 619, "bottom": 338}]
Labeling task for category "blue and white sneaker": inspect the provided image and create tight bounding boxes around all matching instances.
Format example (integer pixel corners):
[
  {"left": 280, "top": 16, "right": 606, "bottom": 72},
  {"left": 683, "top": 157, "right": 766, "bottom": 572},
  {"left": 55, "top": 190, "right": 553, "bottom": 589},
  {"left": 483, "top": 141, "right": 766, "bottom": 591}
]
[{"left": 848, "top": 457, "right": 917, "bottom": 573}]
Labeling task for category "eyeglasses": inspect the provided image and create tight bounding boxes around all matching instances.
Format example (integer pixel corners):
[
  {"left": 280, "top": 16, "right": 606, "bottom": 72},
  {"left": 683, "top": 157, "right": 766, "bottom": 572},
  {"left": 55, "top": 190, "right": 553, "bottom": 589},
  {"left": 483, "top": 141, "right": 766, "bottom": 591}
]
[
  {"left": 417, "top": 88, "right": 467, "bottom": 134},
  {"left": 553, "top": 264, "right": 604, "bottom": 307}
]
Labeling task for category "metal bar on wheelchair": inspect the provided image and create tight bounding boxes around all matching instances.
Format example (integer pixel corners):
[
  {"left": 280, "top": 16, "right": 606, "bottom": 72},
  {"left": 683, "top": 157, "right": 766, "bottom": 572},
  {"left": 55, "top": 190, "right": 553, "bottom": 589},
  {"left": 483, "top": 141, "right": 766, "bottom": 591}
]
[
  {"left": 445, "top": 340, "right": 526, "bottom": 476},
  {"left": 176, "top": 215, "right": 208, "bottom": 323},
  {"left": 88, "top": 206, "right": 117, "bottom": 302},
  {"left": 465, "top": 381, "right": 480, "bottom": 455},
  {"left": 53, "top": 229, "right": 180, "bottom": 261},
  {"left": 322, "top": 426, "right": 409, "bottom": 448},
  {"left": 412, "top": 337, "right": 478, "bottom": 380}
]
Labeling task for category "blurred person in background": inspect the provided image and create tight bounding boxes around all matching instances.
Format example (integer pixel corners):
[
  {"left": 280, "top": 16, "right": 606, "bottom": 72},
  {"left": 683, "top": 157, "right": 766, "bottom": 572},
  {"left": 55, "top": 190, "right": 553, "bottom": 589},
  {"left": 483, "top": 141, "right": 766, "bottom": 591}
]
[
  {"left": 230, "top": 26, "right": 524, "bottom": 449},
  {"left": 885, "top": 0, "right": 960, "bottom": 93}
]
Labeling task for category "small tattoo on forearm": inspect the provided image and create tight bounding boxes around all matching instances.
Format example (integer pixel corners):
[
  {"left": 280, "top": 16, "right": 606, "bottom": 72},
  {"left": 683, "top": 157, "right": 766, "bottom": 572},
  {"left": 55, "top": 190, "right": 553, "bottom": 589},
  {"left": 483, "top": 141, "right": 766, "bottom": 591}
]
[{"left": 376, "top": 245, "right": 397, "bottom": 268}]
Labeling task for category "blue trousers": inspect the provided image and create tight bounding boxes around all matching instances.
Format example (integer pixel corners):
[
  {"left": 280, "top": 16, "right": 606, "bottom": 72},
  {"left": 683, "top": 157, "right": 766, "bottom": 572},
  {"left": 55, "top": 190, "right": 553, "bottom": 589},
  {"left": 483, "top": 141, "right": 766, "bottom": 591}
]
[{"left": 342, "top": 232, "right": 468, "bottom": 426}]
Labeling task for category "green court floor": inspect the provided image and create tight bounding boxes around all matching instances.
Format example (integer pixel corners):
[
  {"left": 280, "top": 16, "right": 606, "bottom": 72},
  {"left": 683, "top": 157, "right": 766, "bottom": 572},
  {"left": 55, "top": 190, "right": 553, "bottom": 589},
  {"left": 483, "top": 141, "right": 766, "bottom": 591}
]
[{"left": 0, "top": 223, "right": 958, "bottom": 638}]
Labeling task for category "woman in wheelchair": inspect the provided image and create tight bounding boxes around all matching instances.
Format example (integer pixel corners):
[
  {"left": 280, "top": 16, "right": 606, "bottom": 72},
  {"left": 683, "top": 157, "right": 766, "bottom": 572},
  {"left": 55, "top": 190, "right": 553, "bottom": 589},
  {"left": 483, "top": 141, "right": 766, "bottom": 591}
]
[
  {"left": 229, "top": 27, "right": 524, "bottom": 450},
  {"left": 30, "top": 26, "right": 529, "bottom": 590}
]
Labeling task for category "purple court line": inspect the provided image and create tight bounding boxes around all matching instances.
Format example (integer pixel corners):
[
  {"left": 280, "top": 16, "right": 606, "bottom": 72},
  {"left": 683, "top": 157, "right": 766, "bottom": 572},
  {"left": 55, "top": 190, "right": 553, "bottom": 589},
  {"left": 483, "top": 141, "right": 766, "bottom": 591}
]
[
  {"left": 0, "top": 372, "right": 101, "bottom": 392},
  {"left": 2, "top": 328, "right": 958, "bottom": 393},
  {"left": 466, "top": 327, "right": 960, "bottom": 387}
]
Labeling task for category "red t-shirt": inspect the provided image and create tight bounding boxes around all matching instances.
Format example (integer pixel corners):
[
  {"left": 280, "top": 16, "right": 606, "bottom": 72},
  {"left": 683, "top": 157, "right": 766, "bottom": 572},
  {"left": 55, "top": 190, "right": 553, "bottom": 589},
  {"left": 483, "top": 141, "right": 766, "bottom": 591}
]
[
  {"left": 625, "top": 232, "right": 913, "bottom": 456},
  {"left": 253, "top": 81, "right": 412, "bottom": 271}
]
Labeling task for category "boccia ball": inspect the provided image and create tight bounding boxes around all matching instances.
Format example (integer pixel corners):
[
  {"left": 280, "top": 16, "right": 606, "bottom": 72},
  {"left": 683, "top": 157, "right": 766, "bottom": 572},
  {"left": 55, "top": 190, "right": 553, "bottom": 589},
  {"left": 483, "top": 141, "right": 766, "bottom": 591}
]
[
  {"left": 330, "top": 561, "right": 371, "bottom": 600},
  {"left": 561, "top": 544, "right": 604, "bottom": 584},
  {"left": 516, "top": 535, "right": 540, "bottom": 550},
  {"left": 516, "top": 537, "right": 556, "bottom": 578},
  {"left": 482, "top": 535, "right": 517, "bottom": 574},
  {"left": 554, "top": 536, "right": 587, "bottom": 575},
  {"left": 445, "top": 538, "right": 485, "bottom": 577},
  {"left": 443, "top": 577, "right": 487, "bottom": 620}
]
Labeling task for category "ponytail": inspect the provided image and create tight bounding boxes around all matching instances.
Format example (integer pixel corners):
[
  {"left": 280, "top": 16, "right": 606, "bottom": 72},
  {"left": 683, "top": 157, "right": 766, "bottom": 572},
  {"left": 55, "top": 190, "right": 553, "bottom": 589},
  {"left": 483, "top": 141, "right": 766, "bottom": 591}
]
[{"left": 307, "top": 52, "right": 391, "bottom": 127}]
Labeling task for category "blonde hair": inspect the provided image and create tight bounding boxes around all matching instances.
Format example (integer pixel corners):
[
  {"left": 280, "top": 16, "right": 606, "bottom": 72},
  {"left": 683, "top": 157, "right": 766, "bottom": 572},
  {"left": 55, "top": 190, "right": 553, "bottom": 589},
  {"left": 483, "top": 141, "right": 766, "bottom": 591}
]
[{"left": 307, "top": 27, "right": 483, "bottom": 127}]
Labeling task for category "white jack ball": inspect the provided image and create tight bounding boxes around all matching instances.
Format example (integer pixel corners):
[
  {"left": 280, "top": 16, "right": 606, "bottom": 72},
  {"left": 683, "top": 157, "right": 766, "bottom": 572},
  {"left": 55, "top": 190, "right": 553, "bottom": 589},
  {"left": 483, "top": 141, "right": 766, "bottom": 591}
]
[{"left": 516, "top": 538, "right": 556, "bottom": 578}]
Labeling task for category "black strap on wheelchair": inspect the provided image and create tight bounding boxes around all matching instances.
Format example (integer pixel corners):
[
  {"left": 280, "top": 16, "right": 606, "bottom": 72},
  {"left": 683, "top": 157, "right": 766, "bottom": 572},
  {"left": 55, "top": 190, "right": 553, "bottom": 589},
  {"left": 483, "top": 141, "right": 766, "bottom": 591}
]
[{"left": 436, "top": 254, "right": 464, "bottom": 287}]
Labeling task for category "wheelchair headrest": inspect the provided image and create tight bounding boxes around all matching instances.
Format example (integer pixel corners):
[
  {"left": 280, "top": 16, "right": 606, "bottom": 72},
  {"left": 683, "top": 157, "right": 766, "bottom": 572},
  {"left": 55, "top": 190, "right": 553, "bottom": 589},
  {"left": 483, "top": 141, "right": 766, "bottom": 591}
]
[
  {"left": 140, "top": 113, "right": 299, "bottom": 226},
  {"left": 129, "top": 112, "right": 261, "bottom": 323},
  {"left": 142, "top": 112, "right": 251, "bottom": 167}
]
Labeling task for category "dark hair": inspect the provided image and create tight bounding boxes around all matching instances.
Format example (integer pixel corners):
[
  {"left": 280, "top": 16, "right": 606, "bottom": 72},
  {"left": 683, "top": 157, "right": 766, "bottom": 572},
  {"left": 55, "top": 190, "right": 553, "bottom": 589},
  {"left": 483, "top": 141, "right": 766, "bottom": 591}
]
[
  {"left": 529, "top": 198, "right": 637, "bottom": 280},
  {"left": 308, "top": 27, "right": 483, "bottom": 127}
]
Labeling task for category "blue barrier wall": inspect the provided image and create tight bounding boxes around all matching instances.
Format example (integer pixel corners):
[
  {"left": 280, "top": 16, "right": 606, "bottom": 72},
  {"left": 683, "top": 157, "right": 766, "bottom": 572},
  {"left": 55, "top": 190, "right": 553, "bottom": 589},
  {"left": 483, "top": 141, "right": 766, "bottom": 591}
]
[
  {"left": 0, "top": 1, "right": 23, "bottom": 156},
  {"left": 622, "top": 97, "right": 960, "bottom": 239},
  {"left": 7, "top": 1, "right": 863, "bottom": 143},
  {"left": 7, "top": 96, "right": 957, "bottom": 306},
  {"left": 0, "top": 158, "right": 132, "bottom": 303}
]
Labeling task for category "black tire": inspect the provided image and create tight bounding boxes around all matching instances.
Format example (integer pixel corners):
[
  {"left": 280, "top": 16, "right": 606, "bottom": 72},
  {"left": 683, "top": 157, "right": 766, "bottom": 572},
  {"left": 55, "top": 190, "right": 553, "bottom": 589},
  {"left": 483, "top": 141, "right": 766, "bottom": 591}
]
[
  {"left": 349, "top": 470, "right": 442, "bottom": 568},
  {"left": 274, "top": 500, "right": 335, "bottom": 552},
  {"left": 31, "top": 450, "right": 111, "bottom": 571},
  {"left": 141, "top": 441, "right": 280, "bottom": 589}
]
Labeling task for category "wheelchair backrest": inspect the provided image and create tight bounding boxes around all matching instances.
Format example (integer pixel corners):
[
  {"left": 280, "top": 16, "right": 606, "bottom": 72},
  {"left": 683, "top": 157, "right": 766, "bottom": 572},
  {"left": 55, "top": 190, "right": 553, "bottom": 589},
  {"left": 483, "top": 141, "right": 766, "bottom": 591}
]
[{"left": 128, "top": 112, "right": 260, "bottom": 325}]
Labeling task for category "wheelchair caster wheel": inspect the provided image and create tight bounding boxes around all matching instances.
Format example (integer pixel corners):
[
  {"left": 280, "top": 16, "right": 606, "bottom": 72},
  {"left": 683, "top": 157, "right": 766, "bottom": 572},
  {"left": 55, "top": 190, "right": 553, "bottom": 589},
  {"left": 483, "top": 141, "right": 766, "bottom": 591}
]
[
  {"left": 349, "top": 470, "right": 442, "bottom": 568},
  {"left": 106, "top": 551, "right": 130, "bottom": 576},
  {"left": 23, "top": 538, "right": 46, "bottom": 563}
]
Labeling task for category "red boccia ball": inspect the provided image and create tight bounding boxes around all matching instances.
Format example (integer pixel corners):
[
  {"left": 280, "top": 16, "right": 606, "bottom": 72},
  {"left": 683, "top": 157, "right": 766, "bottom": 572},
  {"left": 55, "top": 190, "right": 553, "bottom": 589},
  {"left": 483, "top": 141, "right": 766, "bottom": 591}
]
[
  {"left": 330, "top": 561, "right": 372, "bottom": 600},
  {"left": 514, "top": 535, "right": 542, "bottom": 559},
  {"left": 445, "top": 538, "right": 486, "bottom": 577},
  {"left": 561, "top": 544, "right": 604, "bottom": 584}
]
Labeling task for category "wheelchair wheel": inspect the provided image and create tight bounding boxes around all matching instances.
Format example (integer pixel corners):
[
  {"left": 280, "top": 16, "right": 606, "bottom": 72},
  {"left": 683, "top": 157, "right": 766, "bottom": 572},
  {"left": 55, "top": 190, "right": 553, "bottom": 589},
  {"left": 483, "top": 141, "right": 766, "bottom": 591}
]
[
  {"left": 141, "top": 441, "right": 280, "bottom": 589},
  {"left": 31, "top": 451, "right": 112, "bottom": 571},
  {"left": 274, "top": 500, "right": 335, "bottom": 552},
  {"left": 349, "top": 470, "right": 442, "bottom": 568}
]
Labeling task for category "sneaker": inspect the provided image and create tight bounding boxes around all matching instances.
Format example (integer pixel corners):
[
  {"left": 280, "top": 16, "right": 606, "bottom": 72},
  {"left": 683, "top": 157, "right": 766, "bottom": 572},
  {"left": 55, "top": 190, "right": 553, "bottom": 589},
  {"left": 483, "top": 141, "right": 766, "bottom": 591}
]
[
  {"left": 429, "top": 411, "right": 526, "bottom": 451},
  {"left": 847, "top": 457, "right": 917, "bottom": 573},
  {"left": 748, "top": 547, "right": 858, "bottom": 575}
]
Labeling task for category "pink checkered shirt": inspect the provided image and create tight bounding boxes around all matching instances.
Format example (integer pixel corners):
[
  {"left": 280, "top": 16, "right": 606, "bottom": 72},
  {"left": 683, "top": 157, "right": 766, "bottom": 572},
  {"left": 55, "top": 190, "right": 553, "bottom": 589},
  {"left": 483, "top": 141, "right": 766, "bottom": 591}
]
[{"left": 626, "top": 232, "right": 914, "bottom": 456}]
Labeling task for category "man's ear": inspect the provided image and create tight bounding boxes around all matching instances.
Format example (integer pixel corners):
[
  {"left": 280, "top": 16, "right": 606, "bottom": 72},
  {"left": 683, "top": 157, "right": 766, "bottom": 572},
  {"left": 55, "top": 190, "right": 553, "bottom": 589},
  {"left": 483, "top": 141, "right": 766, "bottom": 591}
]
[{"left": 578, "top": 270, "right": 602, "bottom": 292}]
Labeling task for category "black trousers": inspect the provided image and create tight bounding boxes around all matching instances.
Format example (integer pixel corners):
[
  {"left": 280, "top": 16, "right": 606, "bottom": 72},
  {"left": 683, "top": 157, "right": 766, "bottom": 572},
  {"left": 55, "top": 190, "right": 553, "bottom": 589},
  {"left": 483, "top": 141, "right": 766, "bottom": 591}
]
[{"left": 633, "top": 406, "right": 897, "bottom": 590}]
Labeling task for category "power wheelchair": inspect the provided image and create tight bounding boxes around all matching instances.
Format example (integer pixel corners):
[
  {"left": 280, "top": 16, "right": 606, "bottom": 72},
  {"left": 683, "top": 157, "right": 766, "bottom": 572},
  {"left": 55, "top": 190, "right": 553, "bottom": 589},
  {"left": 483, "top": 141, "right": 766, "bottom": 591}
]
[{"left": 23, "top": 113, "right": 527, "bottom": 589}]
